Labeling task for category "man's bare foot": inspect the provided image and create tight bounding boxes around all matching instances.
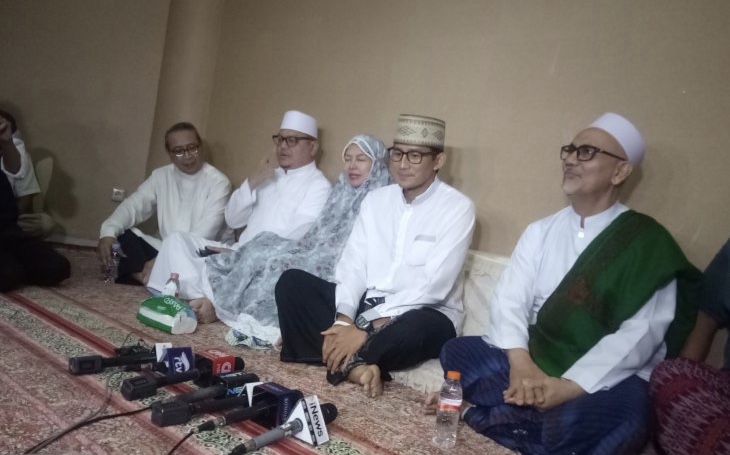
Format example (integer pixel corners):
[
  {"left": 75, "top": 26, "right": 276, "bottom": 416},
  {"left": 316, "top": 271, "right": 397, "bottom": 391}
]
[
  {"left": 423, "top": 391, "right": 439, "bottom": 415},
  {"left": 189, "top": 298, "right": 218, "bottom": 324},
  {"left": 348, "top": 364, "right": 383, "bottom": 398}
]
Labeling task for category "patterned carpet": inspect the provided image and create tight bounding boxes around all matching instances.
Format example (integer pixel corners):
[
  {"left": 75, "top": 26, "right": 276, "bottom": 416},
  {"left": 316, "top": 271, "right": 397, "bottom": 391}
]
[{"left": 1, "top": 246, "right": 516, "bottom": 455}]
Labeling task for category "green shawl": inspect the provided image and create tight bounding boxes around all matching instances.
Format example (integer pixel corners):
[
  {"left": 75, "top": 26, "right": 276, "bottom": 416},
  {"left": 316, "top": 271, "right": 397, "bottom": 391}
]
[{"left": 528, "top": 210, "right": 701, "bottom": 377}]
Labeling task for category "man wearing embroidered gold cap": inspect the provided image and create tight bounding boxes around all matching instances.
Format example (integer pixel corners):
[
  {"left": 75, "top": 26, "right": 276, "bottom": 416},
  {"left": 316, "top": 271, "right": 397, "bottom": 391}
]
[
  {"left": 276, "top": 114, "right": 475, "bottom": 398},
  {"left": 437, "top": 113, "right": 700, "bottom": 453}
]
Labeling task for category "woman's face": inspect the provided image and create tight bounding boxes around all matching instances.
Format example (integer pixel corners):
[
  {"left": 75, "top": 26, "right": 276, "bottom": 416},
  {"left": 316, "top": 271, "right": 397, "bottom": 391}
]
[{"left": 343, "top": 144, "right": 373, "bottom": 187}]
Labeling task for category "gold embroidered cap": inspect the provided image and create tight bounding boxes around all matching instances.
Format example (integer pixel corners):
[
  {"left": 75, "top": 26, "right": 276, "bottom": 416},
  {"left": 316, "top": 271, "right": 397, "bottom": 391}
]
[{"left": 394, "top": 114, "right": 446, "bottom": 149}]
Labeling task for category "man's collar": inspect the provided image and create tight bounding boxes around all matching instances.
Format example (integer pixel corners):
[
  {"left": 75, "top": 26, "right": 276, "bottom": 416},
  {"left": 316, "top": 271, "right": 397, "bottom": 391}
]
[
  {"left": 276, "top": 161, "right": 317, "bottom": 176},
  {"left": 402, "top": 177, "right": 441, "bottom": 205}
]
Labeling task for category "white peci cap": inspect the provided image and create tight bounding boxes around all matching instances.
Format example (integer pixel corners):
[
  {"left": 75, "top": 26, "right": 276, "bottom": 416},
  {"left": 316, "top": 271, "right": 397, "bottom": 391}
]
[
  {"left": 588, "top": 112, "right": 645, "bottom": 165},
  {"left": 280, "top": 110, "right": 318, "bottom": 138}
]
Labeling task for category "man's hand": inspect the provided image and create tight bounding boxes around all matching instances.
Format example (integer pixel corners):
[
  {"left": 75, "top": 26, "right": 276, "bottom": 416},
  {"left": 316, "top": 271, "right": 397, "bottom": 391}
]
[
  {"left": 534, "top": 377, "right": 585, "bottom": 411},
  {"left": 503, "top": 348, "right": 549, "bottom": 406},
  {"left": 248, "top": 147, "right": 278, "bottom": 190},
  {"left": 97, "top": 236, "right": 117, "bottom": 267},
  {"left": 321, "top": 324, "right": 367, "bottom": 374},
  {"left": 0, "top": 118, "right": 21, "bottom": 173}
]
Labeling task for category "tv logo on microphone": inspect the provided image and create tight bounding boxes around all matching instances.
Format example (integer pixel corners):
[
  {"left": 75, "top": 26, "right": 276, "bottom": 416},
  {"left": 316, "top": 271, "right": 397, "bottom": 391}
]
[{"left": 164, "top": 347, "right": 193, "bottom": 373}]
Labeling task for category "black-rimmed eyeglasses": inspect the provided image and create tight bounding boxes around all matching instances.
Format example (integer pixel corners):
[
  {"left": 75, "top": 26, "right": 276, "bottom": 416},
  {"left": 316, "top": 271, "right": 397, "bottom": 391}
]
[
  {"left": 388, "top": 147, "right": 438, "bottom": 165},
  {"left": 272, "top": 135, "right": 314, "bottom": 147},
  {"left": 170, "top": 144, "right": 200, "bottom": 157},
  {"left": 560, "top": 144, "right": 626, "bottom": 162}
]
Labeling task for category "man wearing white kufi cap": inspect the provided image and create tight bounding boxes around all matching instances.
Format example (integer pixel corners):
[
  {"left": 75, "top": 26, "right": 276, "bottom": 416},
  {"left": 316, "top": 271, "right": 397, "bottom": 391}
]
[
  {"left": 439, "top": 113, "right": 700, "bottom": 453},
  {"left": 277, "top": 114, "right": 476, "bottom": 398},
  {"left": 147, "top": 110, "right": 331, "bottom": 323}
]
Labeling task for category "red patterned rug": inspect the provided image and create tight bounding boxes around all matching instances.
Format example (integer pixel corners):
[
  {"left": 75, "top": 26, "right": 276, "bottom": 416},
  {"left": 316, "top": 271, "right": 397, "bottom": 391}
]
[{"left": 1, "top": 246, "right": 515, "bottom": 455}]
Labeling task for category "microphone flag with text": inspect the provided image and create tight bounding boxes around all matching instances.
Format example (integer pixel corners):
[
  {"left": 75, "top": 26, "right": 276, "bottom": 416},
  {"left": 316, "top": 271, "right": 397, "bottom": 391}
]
[{"left": 229, "top": 396, "right": 337, "bottom": 454}]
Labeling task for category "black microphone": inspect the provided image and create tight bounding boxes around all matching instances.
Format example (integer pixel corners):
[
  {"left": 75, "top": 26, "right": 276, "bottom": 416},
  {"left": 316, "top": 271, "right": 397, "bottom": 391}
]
[
  {"left": 229, "top": 403, "right": 338, "bottom": 454},
  {"left": 68, "top": 350, "right": 159, "bottom": 375},
  {"left": 195, "top": 383, "right": 303, "bottom": 432},
  {"left": 153, "top": 371, "right": 260, "bottom": 405},
  {"left": 151, "top": 394, "right": 252, "bottom": 427},
  {"left": 120, "top": 356, "right": 245, "bottom": 400}
]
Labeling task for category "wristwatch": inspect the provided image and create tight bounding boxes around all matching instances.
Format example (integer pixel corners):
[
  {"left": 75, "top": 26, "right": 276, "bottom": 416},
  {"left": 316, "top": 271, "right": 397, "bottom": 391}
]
[{"left": 355, "top": 314, "right": 372, "bottom": 332}]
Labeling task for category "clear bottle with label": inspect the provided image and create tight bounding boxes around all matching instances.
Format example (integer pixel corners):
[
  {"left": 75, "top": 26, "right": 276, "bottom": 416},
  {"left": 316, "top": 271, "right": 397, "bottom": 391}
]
[
  {"left": 105, "top": 243, "right": 123, "bottom": 283},
  {"left": 433, "top": 370, "right": 462, "bottom": 449},
  {"left": 163, "top": 272, "right": 180, "bottom": 297}
]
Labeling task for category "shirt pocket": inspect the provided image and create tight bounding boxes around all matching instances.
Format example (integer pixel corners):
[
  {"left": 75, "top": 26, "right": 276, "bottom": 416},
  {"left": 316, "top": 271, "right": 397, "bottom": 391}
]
[{"left": 405, "top": 235, "right": 436, "bottom": 266}]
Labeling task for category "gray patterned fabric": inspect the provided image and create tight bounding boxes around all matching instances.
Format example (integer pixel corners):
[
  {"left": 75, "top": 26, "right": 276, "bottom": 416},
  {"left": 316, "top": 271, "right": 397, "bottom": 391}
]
[{"left": 206, "top": 134, "right": 390, "bottom": 348}]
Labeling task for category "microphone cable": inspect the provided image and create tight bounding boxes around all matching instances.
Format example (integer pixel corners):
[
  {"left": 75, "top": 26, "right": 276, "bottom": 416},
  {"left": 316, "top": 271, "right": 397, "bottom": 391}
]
[
  {"left": 166, "top": 430, "right": 195, "bottom": 455},
  {"left": 23, "top": 336, "right": 153, "bottom": 453}
]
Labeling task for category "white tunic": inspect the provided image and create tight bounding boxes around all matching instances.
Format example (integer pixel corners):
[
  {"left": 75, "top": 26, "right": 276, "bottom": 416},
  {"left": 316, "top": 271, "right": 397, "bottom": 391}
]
[
  {"left": 99, "top": 163, "right": 231, "bottom": 250},
  {"left": 1, "top": 134, "right": 37, "bottom": 196},
  {"left": 334, "top": 179, "right": 475, "bottom": 331},
  {"left": 485, "top": 203, "right": 677, "bottom": 393},
  {"left": 147, "top": 162, "right": 331, "bottom": 304}
]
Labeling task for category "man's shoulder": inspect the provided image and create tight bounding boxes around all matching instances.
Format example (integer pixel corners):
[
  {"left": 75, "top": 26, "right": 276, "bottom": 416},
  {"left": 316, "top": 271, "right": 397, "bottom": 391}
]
[
  {"left": 199, "top": 163, "right": 231, "bottom": 185},
  {"left": 434, "top": 180, "right": 474, "bottom": 207}
]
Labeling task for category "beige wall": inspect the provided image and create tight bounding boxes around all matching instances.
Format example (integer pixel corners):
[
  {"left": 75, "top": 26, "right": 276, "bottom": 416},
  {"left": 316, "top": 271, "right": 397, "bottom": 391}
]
[
  {"left": 0, "top": 0, "right": 169, "bottom": 241},
  {"left": 1, "top": 0, "right": 729, "bottom": 271}
]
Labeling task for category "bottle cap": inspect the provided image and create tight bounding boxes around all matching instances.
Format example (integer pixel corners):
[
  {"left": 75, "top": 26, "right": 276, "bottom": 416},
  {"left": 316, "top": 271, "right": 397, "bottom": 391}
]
[{"left": 446, "top": 370, "right": 461, "bottom": 380}]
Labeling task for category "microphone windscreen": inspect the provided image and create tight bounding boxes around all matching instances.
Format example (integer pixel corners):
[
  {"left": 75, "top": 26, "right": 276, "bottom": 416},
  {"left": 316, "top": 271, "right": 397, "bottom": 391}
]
[{"left": 321, "top": 403, "right": 338, "bottom": 424}]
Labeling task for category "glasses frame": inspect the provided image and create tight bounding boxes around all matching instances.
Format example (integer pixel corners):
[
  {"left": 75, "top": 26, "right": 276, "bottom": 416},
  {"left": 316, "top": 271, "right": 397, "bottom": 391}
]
[
  {"left": 272, "top": 135, "right": 315, "bottom": 147},
  {"left": 387, "top": 146, "right": 439, "bottom": 165},
  {"left": 170, "top": 143, "right": 200, "bottom": 158},
  {"left": 560, "top": 143, "right": 627, "bottom": 162}
]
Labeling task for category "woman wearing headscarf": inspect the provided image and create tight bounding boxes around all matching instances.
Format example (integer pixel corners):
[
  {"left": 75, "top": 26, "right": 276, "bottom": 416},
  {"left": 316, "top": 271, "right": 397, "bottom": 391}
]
[{"left": 205, "top": 134, "right": 390, "bottom": 348}]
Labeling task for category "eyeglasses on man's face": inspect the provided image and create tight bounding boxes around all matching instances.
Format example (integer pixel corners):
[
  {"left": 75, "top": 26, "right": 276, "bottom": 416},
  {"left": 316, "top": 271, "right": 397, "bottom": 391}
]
[
  {"left": 272, "top": 135, "right": 314, "bottom": 148},
  {"left": 170, "top": 143, "right": 200, "bottom": 158},
  {"left": 387, "top": 147, "right": 438, "bottom": 165},
  {"left": 560, "top": 144, "right": 627, "bottom": 162}
]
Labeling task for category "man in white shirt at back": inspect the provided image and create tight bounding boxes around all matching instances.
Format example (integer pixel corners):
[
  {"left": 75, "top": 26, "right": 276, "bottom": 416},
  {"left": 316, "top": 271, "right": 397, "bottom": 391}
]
[
  {"left": 147, "top": 110, "right": 331, "bottom": 322},
  {"left": 98, "top": 122, "right": 231, "bottom": 284}
]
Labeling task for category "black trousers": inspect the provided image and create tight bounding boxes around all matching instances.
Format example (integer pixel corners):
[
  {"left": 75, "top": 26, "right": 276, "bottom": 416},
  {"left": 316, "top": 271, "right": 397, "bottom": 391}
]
[
  {"left": 116, "top": 230, "right": 158, "bottom": 282},
  {"left": 0, "top": 231, "right": 71, "bottom": 292},
  {"left": 275, "top": 269, "right": 456, "bottom": 377}
]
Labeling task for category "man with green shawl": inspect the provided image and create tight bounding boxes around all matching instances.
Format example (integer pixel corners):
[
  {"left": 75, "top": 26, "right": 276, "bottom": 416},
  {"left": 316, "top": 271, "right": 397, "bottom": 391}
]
[{"left": 437, "top": 112, "right": 700, "bottom": 454}]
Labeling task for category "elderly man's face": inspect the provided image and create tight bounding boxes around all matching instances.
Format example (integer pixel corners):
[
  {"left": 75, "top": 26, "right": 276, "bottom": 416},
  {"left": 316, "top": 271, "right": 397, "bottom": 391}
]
[
  {"left": 561, "top": 128, "right": 630, "bottom": 200},
  {"left": 276, "top": 129, "right": 317, "bottom": 171},
  {"left": 388, "top": 143, "right": 445, "bottom": 202},
  {"left": 167, "top": 129, "right": 204, "bottom": 175}
]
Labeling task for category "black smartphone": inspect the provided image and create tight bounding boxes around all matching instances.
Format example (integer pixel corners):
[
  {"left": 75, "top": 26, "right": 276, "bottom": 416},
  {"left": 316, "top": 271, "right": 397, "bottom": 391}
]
[{"left": 196, "top": 247, "right": 221, "bottom": 257}]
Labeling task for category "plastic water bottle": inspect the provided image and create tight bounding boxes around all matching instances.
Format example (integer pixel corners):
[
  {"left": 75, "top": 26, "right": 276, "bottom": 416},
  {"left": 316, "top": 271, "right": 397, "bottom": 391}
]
[
  {"left": 163, "top": 272, "right": 180, "bottom": 297},
  {"left": 105, "top": 243, "right": 123, "bottom": 283},
  {"left": 433, "top": 370, "right": 462, "bottom": 449}
]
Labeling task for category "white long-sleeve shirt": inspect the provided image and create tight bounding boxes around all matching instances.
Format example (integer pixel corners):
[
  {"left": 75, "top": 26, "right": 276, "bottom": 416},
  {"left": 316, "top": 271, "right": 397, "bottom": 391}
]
[
  {"left": 99, "top": 163, "right": 231, "bottom": 249},
  {"left": 486, "top": 202, "right": 677, "bottom": 393},
  {"left": 225, "top": 161, "right": 331, "bottom": 247},
  {"left": 1, "top": 134, "right": 37, "bottom": 195},
  {"left": 334, "top": 179, "right": 475, "bottom": 330}
]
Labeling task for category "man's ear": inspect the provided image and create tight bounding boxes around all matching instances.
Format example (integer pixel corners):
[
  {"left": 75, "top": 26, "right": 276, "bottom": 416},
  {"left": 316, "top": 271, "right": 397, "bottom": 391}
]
[
  {"left": 433, "top": 152, "right": 446, "bottom": 172},
  {"left": 309, "top": 139, "right": 319, "bottom": 158},
  {"left": 611, "top": 161, "right": 633, "bottom": 186}
]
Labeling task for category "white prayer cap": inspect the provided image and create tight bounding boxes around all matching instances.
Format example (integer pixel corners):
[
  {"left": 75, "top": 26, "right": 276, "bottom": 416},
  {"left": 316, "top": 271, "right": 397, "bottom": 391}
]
[
  {"left": 588, "top": 112, "right": 645, "bottom": 165},
  {"left": 280, "top": 110, "right": 318, "bottom": 138},
  {"left": 394, "top": 114, "right": 446, "bottom": 149}
]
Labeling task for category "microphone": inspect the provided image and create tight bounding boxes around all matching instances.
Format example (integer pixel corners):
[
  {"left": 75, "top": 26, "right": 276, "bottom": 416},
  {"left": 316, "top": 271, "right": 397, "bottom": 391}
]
[
  {"left": 229, "top": 398, "right": 337, "bottom": 454},
  {"left": 151, "top": 394, "right": 252, "bottom": 427},
  {"left": 69, "top": 349, "right": 159, "bottom": 375},
  {"left": 195, "top": 383, "right": 303, "bottom": 432},
  {"left": 120, "top": 355, "right": 245, "bottom": 400},
  {"left": 153, "top": 371, "right": 260, "bottom": 405}
]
